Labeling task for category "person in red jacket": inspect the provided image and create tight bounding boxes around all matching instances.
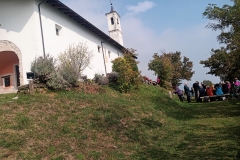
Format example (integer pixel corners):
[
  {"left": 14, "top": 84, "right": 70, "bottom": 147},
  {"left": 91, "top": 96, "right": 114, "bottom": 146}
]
[
  {"left": 206, "top": 86, "right": 214, "bottom": 96},
  {"left": 206, "top": 84, "right": 215, "bottom": 101}
]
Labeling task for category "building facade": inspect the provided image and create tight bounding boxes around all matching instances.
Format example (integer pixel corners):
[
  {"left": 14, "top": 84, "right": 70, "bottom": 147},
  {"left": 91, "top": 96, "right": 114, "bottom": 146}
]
[{"left": 0, "top": 0, "right": 125, "bottom": 94}]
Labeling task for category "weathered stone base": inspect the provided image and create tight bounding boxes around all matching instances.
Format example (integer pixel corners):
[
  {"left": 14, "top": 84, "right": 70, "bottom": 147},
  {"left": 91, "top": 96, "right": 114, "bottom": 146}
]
[{"left": 0, "top": 86, "right": 18, "bottom": 94}]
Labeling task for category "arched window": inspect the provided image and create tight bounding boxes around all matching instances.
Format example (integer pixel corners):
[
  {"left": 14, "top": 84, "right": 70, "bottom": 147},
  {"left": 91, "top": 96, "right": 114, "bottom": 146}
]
[{"left": 111, "top": 17, "right": 114, "bottom": 25}]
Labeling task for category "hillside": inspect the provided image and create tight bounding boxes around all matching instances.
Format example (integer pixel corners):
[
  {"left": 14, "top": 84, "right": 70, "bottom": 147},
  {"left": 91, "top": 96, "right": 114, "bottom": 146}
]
[{"left": 0, "top": 85, "right": 239, "bottom": 160}]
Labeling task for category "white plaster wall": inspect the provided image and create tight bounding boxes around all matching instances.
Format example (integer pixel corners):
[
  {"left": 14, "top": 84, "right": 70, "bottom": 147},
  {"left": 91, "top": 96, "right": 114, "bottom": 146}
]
[
  {"left": 0, "top": 0, "right": 124, "bottom": 85},
  {"left": 33, "top": 0, "right": 124, "bottom": 78},
  {"left": 0, "top": 0, "right": 42, "bottom": 85}
]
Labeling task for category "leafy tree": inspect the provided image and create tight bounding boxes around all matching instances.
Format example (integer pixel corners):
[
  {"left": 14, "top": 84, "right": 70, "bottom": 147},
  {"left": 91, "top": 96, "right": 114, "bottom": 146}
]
[
  {"left": 124, "top": 48, "right": 139, "bottom": 72},
  {"left": 58, "top": 42, "right": 94, "bottom": 84},
  {"left": 202, "top": 80, "right": 213, "bottom": 87},
  {"left": 200, "top": 47, "right": 239, "bottom": 80},
  {"left": 201, "top": 0, "right": 240, "bottom": 81},
  {"left": 112, "top": 49, "right": 141, "bottom": 93},
  {"left": 148, "top": 53, "right": 173, "bottom": 86},
  {"left": 148, "top": 51, "right": 194, "bottom": 86}
]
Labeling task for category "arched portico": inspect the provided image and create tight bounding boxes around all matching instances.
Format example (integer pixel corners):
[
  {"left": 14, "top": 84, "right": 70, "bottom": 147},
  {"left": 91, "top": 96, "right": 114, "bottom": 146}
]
[{"left": 0, "top": 40, "right": 23, "bottom": 93}]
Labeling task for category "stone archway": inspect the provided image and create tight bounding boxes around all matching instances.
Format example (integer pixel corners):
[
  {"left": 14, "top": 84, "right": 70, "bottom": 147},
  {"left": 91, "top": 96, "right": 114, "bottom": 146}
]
[{"left": 0, "top": 40, "right": 23, "bottom": 86}]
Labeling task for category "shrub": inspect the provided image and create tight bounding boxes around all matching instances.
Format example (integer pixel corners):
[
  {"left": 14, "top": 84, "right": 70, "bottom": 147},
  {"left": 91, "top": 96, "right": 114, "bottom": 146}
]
[
  {"left": 112, "top": 49, "right": 141, "bottom": 93},
  {"left": 108, "top": 72, "right": 119, "bottom": 83},
  {"left": 30, "top": 54, "right": 56, "bottom": 83},
  {"left": 98, "top": 76, "right": 109, "bottom": 85},
  {"left": 93, "top": 74, "right": 108, "bottom": 85},
  {"left": 93, "top": 74, "right": 103, "bottom": 83},
  {"left": 46, "top": 71, "right": 70, "bottom": 90},
  {"left": 30, "top": 54, "right": 71, "bottom": 90},
  {"left": 58, "top": 42, "right": 94, "bottom": 85}
]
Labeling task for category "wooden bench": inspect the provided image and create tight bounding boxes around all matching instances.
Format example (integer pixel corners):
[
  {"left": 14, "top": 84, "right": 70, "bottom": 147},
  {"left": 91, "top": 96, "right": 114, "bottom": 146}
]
[{"left": 200, "top": 93, "right": 230, "bottom": 101}]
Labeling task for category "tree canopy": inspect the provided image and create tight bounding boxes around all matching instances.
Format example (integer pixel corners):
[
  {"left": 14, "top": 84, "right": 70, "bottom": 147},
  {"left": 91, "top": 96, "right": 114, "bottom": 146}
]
[
  {"left": 200, "top": 0, "right": 240, "bottom": 81},
  {"left": 148, "top": 51, "right": 194, "bottom": 86},
  {"left": 203, "top": 80, "right": 213, "bottom": 87}
]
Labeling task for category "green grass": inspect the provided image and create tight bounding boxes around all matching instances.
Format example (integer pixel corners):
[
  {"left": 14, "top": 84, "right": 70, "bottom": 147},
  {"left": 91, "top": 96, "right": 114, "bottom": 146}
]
[{"left": 0, "top": 85, "right": 239, "bottom": 159}]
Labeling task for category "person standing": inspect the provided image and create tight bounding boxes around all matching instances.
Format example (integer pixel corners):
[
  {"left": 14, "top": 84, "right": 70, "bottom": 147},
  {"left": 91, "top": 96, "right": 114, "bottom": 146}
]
[
  {"left": 234, "top": 78, "right": 240, "bottom": 87},
  {"left": 226, "top": 81, "right": 231, "bottom": 91},
  {"left": 173, "top": 86, "right": 183, "bottom": 102},
  {"left": 184, "top": 82, "right": 191, "bottom": 103},
  {"left": 233, "top": 78, "right": 240, "bottom": 97},
  {"left": 199, "top": 86, "right": 206, "bottom": 102},
  {"left": 222, "top": 81, "right": 229, "bottom": 94},
  {"left": 201, "top": 82, "right": 206, "bottom": 90},
  {"left": 156, "top": 77, "right": 161, "bottom": 86},
  {"left": 190, "top": 87, "right": 195, "bottom": 97},
  {"left": 206, "top": 85, "right": 215, "bottom": 101},
  {"left": 215, "top": 83, "right": 223, "bottom": 95},
  {"left": 193, "top": 81, "right": 200, "bottom": 102}
]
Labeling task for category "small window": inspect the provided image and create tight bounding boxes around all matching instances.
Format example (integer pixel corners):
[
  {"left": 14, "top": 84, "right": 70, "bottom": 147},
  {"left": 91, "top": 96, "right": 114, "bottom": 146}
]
[
  {"left": 108, "top": 51, "right": 111, "bottom": 58},
  {"left": 117, "top": 19, "right": 119, "bottom": 24},
  {"left": 2, "top": 75, "right": 10, "bottom": 87},
  {"left": 111, "top": 17, "right": 114, "bottom": 25},
  {"left": 55, "top": 24, "right": 62, "bottom": 36},
  {"left": 98, "top": 46, "right": 101, "bottom": 53},
  {"left": 56, "top": 28, "right": 59, "bottom": 36}
]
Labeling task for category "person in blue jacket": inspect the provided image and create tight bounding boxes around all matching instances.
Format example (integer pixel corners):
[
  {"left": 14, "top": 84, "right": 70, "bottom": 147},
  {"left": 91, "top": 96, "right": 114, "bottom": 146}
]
[
  {"left": 215, "top": 83, "right": 223, "bottom": 95},
  {"left": 184, "top": 82, "right": 191, "bottom": 103}
]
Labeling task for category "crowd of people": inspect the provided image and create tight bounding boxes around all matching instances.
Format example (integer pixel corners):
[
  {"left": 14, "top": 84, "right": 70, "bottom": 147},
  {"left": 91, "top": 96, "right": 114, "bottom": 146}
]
[{"left": 173, "top": 78, "right": 240, "bottom": 102}]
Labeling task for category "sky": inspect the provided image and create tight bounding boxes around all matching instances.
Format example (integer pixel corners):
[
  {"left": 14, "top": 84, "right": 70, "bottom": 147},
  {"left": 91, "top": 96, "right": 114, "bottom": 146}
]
[{"left": 61, "top": 0, "right": 233, "bottom": 88}]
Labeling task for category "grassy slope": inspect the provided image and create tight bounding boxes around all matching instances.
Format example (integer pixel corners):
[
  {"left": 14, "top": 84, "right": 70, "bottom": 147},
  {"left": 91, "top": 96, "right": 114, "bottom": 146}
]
[{"left": 0, "top": 85, "right": 239, "bottom": 160}]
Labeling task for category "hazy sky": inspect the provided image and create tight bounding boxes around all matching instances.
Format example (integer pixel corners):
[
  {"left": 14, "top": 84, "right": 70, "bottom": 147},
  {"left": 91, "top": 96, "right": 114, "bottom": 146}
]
[{"left": 61, "top": 0, "right": 232, "bottom": 87}]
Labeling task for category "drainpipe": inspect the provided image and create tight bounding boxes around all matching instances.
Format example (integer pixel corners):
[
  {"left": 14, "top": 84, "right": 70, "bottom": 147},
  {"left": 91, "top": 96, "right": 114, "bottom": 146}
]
[
  {"left": 101, "top": 39, "right": 111, "bottom": 76},
  {"left": 101, "top": 41, "right": 107, "bottom": 76},
  {"left": 38, "top": 0, "right": 47, "bottom": 57}
]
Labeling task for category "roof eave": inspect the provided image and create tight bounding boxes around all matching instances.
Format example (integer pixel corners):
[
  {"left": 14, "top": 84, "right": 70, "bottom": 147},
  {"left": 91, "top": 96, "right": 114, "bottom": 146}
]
[{"left": 45, "top": 0, "right": 125, "bottom": 51}]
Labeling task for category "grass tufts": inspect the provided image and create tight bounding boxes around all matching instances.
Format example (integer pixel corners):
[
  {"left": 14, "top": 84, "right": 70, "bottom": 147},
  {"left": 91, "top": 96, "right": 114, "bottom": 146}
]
[{"left": 0, "top": 84, "right": 239, "bottom": 159}]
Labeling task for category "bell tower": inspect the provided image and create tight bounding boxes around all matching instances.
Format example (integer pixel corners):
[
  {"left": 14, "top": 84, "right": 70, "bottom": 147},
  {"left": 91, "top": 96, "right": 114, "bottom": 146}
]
[{"left": 105, "top": 2, "right": 123, "bottom": 46}]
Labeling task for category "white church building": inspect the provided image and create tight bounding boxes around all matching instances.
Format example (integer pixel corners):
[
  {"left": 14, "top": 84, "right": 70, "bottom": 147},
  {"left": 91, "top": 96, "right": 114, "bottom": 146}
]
[{"left": 0, "top": 0, "right": 125, "bottom": 94}]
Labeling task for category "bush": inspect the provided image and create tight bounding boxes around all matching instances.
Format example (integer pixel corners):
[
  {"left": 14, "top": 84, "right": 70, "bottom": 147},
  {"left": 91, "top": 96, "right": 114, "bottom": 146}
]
[
  {"left": 46, "top": 72, "right": 70, "bottom": 90},
  {"left": 98, "top": 76, "right": 109, "bottom": 85},
  {"left": 93, "top": 74, "right": 103, "bottom": 83},
  {"left": 58, "top": 42, "right": 94, "bottom": 85},
  {"left": 60, "top": 66, "right": 79, "bottom": 85},
  {"left": 30, "top": 54, "right": 56, "bottom": 83},
  {"left": 112, "top": 50, "right": 141, "bottom": 93},
  {"left": 93, "top": 74, "right": 108, "bottom": 85},
  {"left": 108, "top": 72, "right": 119, "bottom": 83},
  {"left": 30, "top": 54, "right": 71, "bottom": 90}
]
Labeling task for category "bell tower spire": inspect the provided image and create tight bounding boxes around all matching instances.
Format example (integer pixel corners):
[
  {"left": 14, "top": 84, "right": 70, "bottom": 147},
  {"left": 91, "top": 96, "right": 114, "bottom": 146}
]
[
  {"left": 110, "top": 0, "right": 114, "bottom": 12},
  {"left": 105, "top": 1, "right": 123, "bottom": 46}
]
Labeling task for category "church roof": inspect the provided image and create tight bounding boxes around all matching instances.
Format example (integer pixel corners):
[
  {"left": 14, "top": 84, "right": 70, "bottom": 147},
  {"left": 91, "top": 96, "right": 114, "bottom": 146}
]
[{"left": 45, "top": 0, "right": 125, "bottom": 51}]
